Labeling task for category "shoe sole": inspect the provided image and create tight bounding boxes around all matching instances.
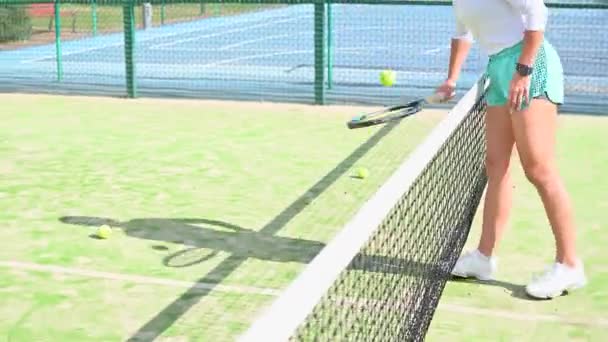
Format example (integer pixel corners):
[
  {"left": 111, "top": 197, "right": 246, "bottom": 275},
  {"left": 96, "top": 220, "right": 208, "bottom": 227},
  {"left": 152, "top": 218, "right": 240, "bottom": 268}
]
[
  {"left": 525, "top": 280, "right": 587, "bottom": 300},
  {"left": 451, "top": 271, "right": 494, "bottom": 282}
]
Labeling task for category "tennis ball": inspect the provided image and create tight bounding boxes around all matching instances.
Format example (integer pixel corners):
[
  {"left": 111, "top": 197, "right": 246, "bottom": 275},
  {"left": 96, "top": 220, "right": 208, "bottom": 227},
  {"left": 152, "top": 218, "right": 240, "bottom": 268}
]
[
  {"left": 356, "top": 167, "right": 370, "bottom": 179},
  {"left": 380, "top": 69, "right": 396, "bottom": 87},
  {"left": 96, "top": 225, "right": 112, "bottom": 239}
]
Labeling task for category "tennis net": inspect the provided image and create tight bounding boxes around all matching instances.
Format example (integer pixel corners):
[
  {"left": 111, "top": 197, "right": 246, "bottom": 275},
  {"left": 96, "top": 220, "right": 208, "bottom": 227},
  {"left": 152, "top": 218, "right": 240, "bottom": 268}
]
[{"left": 240, "top": 76, "right": 490, "bottom": 342}]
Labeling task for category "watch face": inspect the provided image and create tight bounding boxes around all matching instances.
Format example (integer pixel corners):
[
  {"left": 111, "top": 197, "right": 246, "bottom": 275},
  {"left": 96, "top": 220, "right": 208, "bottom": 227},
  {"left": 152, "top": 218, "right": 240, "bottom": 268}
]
[{"left": 517, "top": 63, "right": 532, "bottom": 76}]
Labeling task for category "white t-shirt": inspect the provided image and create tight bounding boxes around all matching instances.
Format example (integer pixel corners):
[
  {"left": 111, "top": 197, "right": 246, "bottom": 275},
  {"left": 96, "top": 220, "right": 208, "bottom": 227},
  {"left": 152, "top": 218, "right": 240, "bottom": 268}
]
[{"left": 452, "top": 0, "right": 549, "bottom": 55}]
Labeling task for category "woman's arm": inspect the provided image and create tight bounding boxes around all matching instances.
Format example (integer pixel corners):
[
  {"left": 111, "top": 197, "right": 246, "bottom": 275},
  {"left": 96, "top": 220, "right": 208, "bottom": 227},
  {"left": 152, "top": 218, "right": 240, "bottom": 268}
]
[
  {"left": 448, "top": 17, "right": 473, "bottom": 85},
  {"left": 436, "top": 18, "right": 473, "bottom": 100},
  {"left": 518, "top": 30, "right": 544, "bottom": 67},
  {"left": 508, "top": 0, "right": 548, "bottom": 66},
  {"left": 506, "top": 0, "right": 548, "bottom": 110},
  {"left": 447, "top": 38, "right": 473, "bottom": 85}
]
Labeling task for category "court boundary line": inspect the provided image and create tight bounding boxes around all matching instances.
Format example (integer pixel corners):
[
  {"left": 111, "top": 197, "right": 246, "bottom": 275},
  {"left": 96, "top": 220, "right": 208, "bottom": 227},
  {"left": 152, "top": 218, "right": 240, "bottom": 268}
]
[
  {"left": 437, "top": 303, "right": 608, "bottom": 329},
  {"left": 151, "top": 47, "right": 387, "bottom": 53},
  {"left": 0, "top": 260, "right": 280, "bottom": 296},
  {"left": 21, "top": 11, "right": 308, "bottom": 64},
  {"left": 1, "top": 259, "right": 607, "bottom": 329},
  {"left": 148, "top": 15, "right": 310, "bottom": 50}
]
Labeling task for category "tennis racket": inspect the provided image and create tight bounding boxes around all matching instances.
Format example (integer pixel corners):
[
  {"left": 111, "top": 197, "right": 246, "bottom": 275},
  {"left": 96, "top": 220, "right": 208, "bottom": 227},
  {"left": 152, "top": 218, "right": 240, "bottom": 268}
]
[{"left": 346, "top": 92, "right": 450, "bottom": 129}]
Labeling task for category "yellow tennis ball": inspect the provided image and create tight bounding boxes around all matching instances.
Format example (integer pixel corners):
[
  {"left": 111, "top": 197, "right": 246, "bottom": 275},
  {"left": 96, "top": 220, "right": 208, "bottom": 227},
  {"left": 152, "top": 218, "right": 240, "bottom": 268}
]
[
  {"left": 356, "top": 167, "right": 370, "bottom": 179},
  {"left": 380, "top": 69, "right": 396, "bottom": 87},
  {"left": 96, "top": 225, "right": 112, "bottom": 239}
]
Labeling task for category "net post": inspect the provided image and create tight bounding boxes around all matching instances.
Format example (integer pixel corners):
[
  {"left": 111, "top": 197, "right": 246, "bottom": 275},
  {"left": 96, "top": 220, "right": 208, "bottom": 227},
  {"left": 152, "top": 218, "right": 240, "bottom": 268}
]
[
  {"left": 123, "top": 0, "right": 137, "bottom": 98},
  {"left": 92, "top": 0, "right": 98, "bottom": 36},
  {"left": 54, "top": 0, "right": 63, "bottom": 82},
  {"left": 314, "top": 0, "right": 326, "bottom": 104},
  {"left": 326, "top": 1, "right": 333, "bottom": 89}
]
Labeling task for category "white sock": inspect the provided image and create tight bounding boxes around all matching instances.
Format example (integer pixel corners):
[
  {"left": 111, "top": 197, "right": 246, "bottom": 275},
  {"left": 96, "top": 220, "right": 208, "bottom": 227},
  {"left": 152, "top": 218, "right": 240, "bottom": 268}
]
[{"left": 474, "top": 249, "right": 492, "bottom": 261}]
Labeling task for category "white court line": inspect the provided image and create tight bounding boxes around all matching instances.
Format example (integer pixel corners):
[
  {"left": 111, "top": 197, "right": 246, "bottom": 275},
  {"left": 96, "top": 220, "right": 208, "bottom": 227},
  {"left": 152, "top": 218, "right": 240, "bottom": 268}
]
[
  {"left": 2, "top": 260, "right": 607, "bottom": 328},
  {"left": 554, "top": 47, "right": 608, "bottom": 54},
  {"left": 423, "top": 45, "right": 450, "bottom": 55},
  {"left": 217, "top": 32, "right": 310, "bottom": 51},
  {"left": 149, "top": 15, "right": 310, "bottom": 50},
  {"left": 21, "top": 14, "right": 307, "bottom": 64},
  {"left": 0, "top": 260, "right": 280, "bottom": 296},
  {"left": 172, "top": 50, "right": 312, "bottom": 68},
  {"left": 438, "top": 303, "right": 608, "bottom": 328},
  {"left": 218, "top": 34, "right": 292, "bottom": 51},
  {"left": 334, "top": 25, "right": 404, "bottom": 31},
  {"left": 550, "top": 24, "right": 608, "bottom": 30},
  {"left": 154, "top": 48, "right": 299, "bottom": 53},
  {"left": 334, "top": 47, "right": 391, "bottom": 52},
  {"left": 423, "top": 48, "right": 442, "bottom": 55},
  {"left": 153, "top": 46, "right": 391, "bottom": 54},
  {"left": 22, "top": 42, "right": 125, "bottom": 64}
]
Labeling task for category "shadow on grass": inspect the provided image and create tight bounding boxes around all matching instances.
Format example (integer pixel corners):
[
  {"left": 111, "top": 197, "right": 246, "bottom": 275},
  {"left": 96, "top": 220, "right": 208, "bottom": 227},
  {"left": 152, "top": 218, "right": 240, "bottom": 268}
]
[
  {"left": 61, "top": 213, "right": 470, "bottom": 279},
  {"left": 450, "top": 276, "right": 538, "bottom": 301},
  {"left": 60, "top": 216, "right": 326, "bottom": 266},
  {"left": 59, "top": 121, "right": 402, "bottom": 341}
]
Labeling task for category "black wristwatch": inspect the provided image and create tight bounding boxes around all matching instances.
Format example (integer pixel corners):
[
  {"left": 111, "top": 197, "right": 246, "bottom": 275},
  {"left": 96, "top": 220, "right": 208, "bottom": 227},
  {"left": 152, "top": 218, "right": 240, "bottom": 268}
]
[{"left": 516, "top": 63, "right": 533, "bottom": 77}]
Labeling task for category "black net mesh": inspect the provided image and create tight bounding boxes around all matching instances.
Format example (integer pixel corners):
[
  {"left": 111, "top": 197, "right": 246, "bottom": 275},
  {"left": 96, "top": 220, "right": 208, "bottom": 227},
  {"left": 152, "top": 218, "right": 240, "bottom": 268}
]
[{"left": 289, "top": 84, "right": 489, "bottom": 342}]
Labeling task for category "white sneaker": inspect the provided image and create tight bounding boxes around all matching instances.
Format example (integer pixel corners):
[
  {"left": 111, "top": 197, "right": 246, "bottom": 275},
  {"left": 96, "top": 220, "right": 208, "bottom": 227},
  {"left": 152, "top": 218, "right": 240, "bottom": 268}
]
[
  {"left": 451, "top": 249, "right": 497, "bottom": 281},
  {"left": 525, "top": 261, "right": 587, "bottom": 299}
]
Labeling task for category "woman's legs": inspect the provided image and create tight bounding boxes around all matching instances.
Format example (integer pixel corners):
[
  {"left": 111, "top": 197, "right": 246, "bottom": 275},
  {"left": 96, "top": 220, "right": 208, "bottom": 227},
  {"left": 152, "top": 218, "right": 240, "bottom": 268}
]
[
  {"left": 478, "top": 98, "right": 579, "bottom": 264},
  {"left": 511, "top": 98, "right": 586, "bottom": 298},
  {"left": 453, "top": 97, "right": 586, "bottom": 297},
  {"left": 450, "top": 105, "right": 514, "bottom": 280},
  {"left": 511, "top": 99, "right": 578, "bottom": 266},
  {"left": 477, "top": 105, "right": 515, "bottom": 257},
  {"left": 452, "top": 37, "right": 584, "bottom": 296}
]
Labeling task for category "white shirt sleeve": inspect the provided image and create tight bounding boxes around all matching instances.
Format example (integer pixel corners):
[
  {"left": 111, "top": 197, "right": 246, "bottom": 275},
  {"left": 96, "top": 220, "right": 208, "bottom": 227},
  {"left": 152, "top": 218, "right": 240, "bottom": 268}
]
[
  {"left": 505, "top": 0, "right": 548, "bottom": 31},
  {"left": 453, "top": 16, "right": 474, "bottom": 42}
]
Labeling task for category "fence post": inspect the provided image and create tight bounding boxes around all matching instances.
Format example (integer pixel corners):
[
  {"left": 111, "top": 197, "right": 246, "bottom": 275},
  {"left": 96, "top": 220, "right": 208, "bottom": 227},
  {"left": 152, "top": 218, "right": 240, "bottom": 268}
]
[
  {"left": 326, "top": 1, "right": 333, "bottom": 89},
  {"left": 54, "top": 0, "right": 63, "bottom": 82},
  {"left": 123, "top": 0, "right": 137, "bottom": 98},
  {"left": 92, "top": 0, "right": 98, "bottom": 36},
  {"left": 314, "top": 0, "right": 326, "bottom": 104}
]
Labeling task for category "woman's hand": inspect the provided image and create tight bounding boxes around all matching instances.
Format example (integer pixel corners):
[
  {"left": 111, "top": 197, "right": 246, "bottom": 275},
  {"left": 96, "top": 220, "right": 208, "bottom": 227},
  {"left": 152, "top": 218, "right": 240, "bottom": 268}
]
[
  {"left": 509, "top": 73, "right": 531, "bottom": 112},
  {"left": 435, "top": 79, "right": 457, "bottom": 102}
]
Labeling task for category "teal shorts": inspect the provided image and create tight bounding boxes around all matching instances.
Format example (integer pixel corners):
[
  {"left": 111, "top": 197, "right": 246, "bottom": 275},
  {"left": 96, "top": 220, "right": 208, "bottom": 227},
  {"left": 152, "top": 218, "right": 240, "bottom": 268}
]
[{"left": 485, "top": 39, "right": 564, "bottom": 108}]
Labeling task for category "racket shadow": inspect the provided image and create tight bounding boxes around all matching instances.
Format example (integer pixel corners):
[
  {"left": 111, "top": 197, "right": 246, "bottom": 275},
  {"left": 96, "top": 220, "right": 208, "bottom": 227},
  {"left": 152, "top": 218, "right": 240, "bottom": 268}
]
[
  {"left": 60, "top": 216, "right": 464, "bottom": 281},
  {"left": 59, "top": 216, "right": 326, "bottom": 267}
]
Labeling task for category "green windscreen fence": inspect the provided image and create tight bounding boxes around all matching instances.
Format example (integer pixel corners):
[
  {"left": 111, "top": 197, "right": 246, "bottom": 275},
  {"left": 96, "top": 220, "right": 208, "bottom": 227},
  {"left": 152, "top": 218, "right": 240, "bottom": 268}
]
[{"left": 0, "top": 0, "right": 607, "bottom": 113}]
